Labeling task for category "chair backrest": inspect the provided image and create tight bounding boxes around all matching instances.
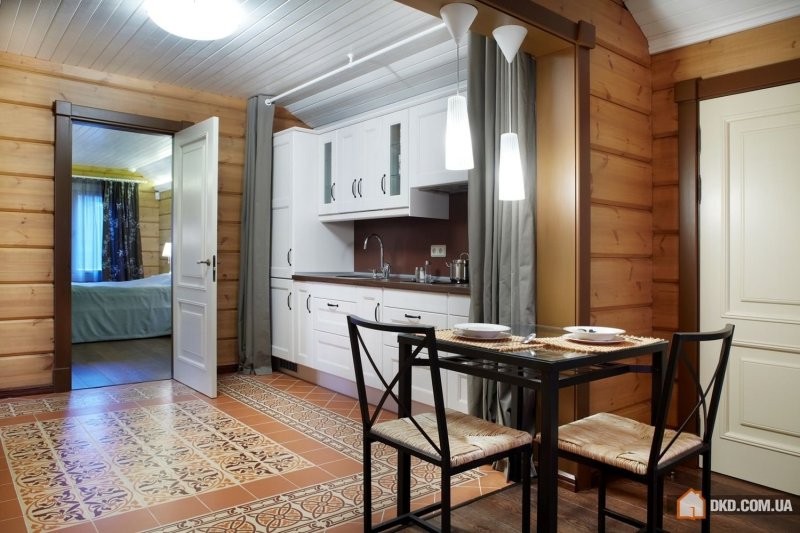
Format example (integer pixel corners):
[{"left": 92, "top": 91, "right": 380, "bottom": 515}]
[
  {"left": 346, "top": 314, "right": 451, "bottom": 462},
  {"left": 648, "top": 324, "right": 735, "bottom": 470}
]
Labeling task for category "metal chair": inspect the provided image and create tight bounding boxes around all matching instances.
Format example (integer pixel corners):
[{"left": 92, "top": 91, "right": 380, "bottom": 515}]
[
  {"left": 347, "top": 315, "right": 533, "bottom": 532},
  {"left": 540, "top": 324, "right": 734, "bottom": 532}
]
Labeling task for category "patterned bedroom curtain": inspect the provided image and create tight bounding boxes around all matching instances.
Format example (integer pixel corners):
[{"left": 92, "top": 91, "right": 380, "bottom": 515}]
[
  {"left": 102, "top": 180, "right": 144, "bottom": 281},
  {"left": 71, "top": 178, "right": 104, "bottom": 282}
]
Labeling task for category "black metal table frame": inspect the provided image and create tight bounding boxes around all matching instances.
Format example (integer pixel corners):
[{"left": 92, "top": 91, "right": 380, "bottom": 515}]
[{"left": 397, "top": 331, "right": 669, "bottom": 533}]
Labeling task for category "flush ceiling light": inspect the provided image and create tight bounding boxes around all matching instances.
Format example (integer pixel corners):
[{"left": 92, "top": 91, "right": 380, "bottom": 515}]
[
  {"left": 493, "top": 24, "right": 527, "bottom": 201},
  {"left": 145, "top": 0, "right": 243, "bottom": 41},
  {"left": 441, "top": 3, "right": 477, "bottom": 171}
]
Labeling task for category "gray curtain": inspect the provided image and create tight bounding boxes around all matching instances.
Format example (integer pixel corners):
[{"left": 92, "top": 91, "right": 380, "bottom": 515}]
[
  {"left": 466, "top": 34, "right": 538, "bottom": 447},
  {"left": 238, "top": 95, "right": 275, "bottom": 375}
]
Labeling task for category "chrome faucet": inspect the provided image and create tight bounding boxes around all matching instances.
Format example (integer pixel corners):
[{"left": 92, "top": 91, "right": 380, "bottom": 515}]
[{"left": 363, "top": 233, "right": 390, "bottom": 279}]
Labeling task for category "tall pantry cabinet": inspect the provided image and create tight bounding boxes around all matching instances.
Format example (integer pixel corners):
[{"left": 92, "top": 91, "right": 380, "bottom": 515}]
[{"left": 270, "top": 128, "right": 353, "bottom": 364}]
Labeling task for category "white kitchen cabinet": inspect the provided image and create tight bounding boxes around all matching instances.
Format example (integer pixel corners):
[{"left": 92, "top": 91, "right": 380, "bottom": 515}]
[
  {"left": 356, "top": 287, "right": 383, "bottom": 389},
  {"left": 408, "top": 98, "right": 468, "bottom": 189},
  {"left": 312, "top": 284, "right": 357, "bottom": 380},
  {"left": 294, "top": 282, "right": 314, "bottom": 368},
  {"left": 271, "top": 128, "right": 353, "bottom": 279},
  {"left": 446, "top": 313, "right": 471, "bottom": 414},
  {"left": 319, "top": 108, "right": 447, "bottom": 222},
  {"left": 270, "top": 277, "right": 293, "bottom": 360}
]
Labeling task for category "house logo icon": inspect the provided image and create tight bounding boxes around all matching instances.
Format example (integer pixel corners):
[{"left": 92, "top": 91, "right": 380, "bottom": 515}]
[{"left": 677, "top": 488, "right": 706, "bottom": 520}]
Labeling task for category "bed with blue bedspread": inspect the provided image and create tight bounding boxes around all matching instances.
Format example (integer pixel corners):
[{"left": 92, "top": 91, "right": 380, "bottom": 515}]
[{"left": 72, "top": 273, "right": 172, "bottom": 343}]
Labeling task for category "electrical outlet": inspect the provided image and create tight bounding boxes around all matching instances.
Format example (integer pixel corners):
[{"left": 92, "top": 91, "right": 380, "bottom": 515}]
[{"left": 431, "top": 245, "right": 446, "bottom": 257}]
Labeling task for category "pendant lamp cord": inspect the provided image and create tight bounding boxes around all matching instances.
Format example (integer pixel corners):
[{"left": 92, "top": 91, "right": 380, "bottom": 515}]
[
  {"left": 508, "top": 57, "right": 513, "bottom": 134},
  {"left": 456, "top": 40, "right": 461, "bottom": 96}
]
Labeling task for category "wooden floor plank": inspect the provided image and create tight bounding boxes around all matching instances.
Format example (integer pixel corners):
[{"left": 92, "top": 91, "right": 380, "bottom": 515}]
[{"left": 72, "top": 336, "right": 172, "bottom": 389}]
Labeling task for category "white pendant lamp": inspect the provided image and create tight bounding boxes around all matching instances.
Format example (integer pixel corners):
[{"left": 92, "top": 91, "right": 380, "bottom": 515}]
[
  {"left": 492, "top": 25, "right": 528, "bottom": 201},
  {"left": 145, "top": 0, "right": 243, "bottom": 41},
  {"left": 441, "top": 3, "right": 478, "bottom": 171}
]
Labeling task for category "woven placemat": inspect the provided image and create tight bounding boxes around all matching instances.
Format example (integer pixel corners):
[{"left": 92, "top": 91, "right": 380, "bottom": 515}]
[
  {"left": 434, "top": 329, "right": 543, "bottom": 352},
  {"left": 534, "top": 335, "right": 665, "bottom": 353}
]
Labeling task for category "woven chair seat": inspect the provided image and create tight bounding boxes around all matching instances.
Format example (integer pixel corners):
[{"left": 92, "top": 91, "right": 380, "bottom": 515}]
[
  {"left": 373, "top": 408, "right": 533, "bottom": 467},
  {"left": 550, "top": 412, "right": 703, "bottom": 476}
]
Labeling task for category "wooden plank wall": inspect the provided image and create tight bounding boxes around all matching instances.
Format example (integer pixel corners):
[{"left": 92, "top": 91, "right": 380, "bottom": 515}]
[
  {"left": 0, "top": 51, "right": 304, "bottom": 392},
  {"left": 538, "top": 0, "right": 655, "bottom": 421},
  {"left": 650, "top": 16, "right": 800, "bottom": 342}
]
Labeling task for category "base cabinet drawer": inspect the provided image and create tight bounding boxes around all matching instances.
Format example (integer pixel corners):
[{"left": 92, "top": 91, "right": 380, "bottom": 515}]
[
  {"left": 381, "top": 306, "right": 448, "bottom": 347},
  {"left": 383, "top": 345, "right": 436, "bottom": 407},
  {"left": 314, "top": 331, "right": 353, "bottom": 381},
  {"left": 313, "top": 297, "right": 356, "bottom": 336}
]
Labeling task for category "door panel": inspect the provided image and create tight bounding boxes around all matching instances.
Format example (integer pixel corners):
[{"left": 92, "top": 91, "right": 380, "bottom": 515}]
[
  {"left": 173, "top": 117, "right": 219, "bottom": 398},
  {"left": 699, "top": 82, "right": 800, "bottom": 494}
]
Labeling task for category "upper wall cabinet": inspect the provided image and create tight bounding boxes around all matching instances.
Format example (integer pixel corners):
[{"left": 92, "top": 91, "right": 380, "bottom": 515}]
[
  {"left": 408, "top": 98, "right": 468, "bottom": 190},
  {"left": 319, "top": 102, "right": 449, "bottom": 222}
]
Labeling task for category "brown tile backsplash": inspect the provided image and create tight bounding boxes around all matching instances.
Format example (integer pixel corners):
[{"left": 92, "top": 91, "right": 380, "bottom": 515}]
[{"left": 354, "top": 192, "right": 468, "bottom": 277}]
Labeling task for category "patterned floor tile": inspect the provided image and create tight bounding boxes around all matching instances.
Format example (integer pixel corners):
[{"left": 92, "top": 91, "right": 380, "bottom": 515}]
[{"left": 0, "top": 398, "right": 312, "bottom": 532}]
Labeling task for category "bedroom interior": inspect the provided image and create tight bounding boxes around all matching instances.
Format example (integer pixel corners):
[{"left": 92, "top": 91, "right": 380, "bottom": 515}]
[{"left": 69, "top": 123, "right": 174, "bottom": 389}]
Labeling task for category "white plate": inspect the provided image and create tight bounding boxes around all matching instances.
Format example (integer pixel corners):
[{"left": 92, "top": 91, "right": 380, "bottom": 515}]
[
  {"left": 454, "top": 330, "right": 513, "bottom": 341},
  {"left": 452, "top": 323, "right": 511, "bottom": 339},
  {"left": 564, "top": 333, "right": 626, "bottom": 344},
  {"left": 563, "top": 326, "right": 626, "bottom": 341}
]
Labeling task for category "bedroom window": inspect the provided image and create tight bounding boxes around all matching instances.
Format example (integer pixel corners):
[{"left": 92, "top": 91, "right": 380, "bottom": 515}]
[{"left": 71, "top": 178, "right": 104, "bottom": 282}]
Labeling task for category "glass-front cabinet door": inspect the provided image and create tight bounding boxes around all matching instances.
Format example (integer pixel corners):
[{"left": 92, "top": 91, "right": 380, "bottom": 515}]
[
  {"left": 378, "top": 109, "right": 408, "bottom": 210},
  {"left": 318, "top": 131, "right": 338, "bottom": 215}
]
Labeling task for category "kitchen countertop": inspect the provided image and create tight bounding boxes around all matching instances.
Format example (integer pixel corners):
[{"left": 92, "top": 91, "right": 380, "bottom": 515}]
[{"left": 293, "top": 272, "right": 470, "bottom": 295}]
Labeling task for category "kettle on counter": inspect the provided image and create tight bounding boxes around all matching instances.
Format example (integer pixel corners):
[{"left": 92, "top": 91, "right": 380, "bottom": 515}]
[{"left": 446, "top": 252, "right": 470, "bottom": 284}]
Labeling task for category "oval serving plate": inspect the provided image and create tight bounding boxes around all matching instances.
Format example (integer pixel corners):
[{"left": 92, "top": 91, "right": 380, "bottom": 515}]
[{"left": 453, "top": 323, "right": 511, "bottom": 339}]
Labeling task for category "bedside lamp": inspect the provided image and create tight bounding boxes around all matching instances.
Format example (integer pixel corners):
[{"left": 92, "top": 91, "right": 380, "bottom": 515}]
[{"left": 162, "top": 242, "right": 172, "bottom": 273}]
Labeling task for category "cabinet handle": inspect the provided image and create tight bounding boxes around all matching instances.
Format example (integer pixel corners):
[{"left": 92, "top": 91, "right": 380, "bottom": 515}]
[
  {"left": 287, "top": 292, "right": 292, "bottom": 310},
  {"left": 327, "top": 302, "right": 339, "bottom": 308},
  {"left": 351, "top": 179, "right": 357, "bottom": 198},
  {"left": 330, "top": 182, "right": 335, "bottom": 202},
  {"left": 287, "top": 248, "right": 292, "bottom": 266},
  {"left": 306, "top": 294, "right": 311, "bottom": 313},
  {"left": 357, "top": 178, "right": 362, "bottom": 197},
  {"left": 404, "top": 313, "right": 421, "bottom": 320},
  {"left": 374, "top": 302, "right": 380, "bottom": 321},
  {"left": 381, "top": 173, "right": 386, "bottom": 194}
]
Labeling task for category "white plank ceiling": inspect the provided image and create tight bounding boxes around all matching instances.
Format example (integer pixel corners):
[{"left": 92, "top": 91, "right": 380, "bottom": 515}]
[
  {"left": 624, "top": 0, "right": 800, "bottom": 54},
  {"left": 1, "top": 1, "right": 798, "bottom": 126},
  {"left": 0, "top": 0, "right": 455, "bottom": 127}
]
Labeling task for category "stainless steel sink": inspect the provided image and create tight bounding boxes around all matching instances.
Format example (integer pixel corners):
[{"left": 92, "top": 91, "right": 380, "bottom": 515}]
[{"left": 334, "top": 272, "right": 381, "bottom": 279}]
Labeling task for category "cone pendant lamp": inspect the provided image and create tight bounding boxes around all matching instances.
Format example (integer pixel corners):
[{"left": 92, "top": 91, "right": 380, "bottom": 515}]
[
  {"left": 492, "top": 25, "right": 527, "bottom": 201},
  {"left": 441, "top": 3, "right": 477, "bottom": 171}
]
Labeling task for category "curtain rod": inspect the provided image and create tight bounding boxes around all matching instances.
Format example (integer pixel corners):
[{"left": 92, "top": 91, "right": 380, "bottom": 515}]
[
  {"left": 73, "top": 174, "right": 149, "bottom": 184},
  {"left": 265, "top": 22, "right": 446, "bottom": 106}
]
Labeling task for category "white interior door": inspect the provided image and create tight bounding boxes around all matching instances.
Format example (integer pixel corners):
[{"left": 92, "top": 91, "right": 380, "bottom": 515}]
[
  {"left": 172, "top": 117, "right": 219, "bottom": 398},
  {"left": 699, "top": 82, "right": 800, "bottom": 495}
]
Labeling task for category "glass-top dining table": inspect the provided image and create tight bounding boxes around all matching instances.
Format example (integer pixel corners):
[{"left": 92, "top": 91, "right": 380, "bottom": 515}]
[{"left": 397, "top": 324, "right": 669, "bottom": 533}]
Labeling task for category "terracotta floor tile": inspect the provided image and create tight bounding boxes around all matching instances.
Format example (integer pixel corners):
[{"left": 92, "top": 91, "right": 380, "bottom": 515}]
[
  {"left": 52, "top": 520, "right": 99, "bottom": 532},
  {"left": 327, "top": 400, "right": 358, "bottom": 410},
  {"left": 451, "top": 484, "right": 485, "bottom": 505},
  {"left": 320, "top": 458, "right": 363, "bottom": 477},
  {"left": 267, "top": 427, "right": 307, "bottom": 443},
  {"left": 0, "top": 469, "right": 11, "bottom": 485},
  {"left": 148, "top": 496, "right": 209, "bottom": 525},
  {"left": 197, "top": 485, "right": 254, "bottom": 511},
  {"left": 282, "top": 466, "right": 337, "bottom": 489},
  {"left": 235, "top": 412, "right": 277, "bottom": 427},
  {"left": 0, "top": 498, "right": 21, "bottom": 518},
  {"left": 250, "top": 420, "right": 293, "bottom": 436},
  {"left": 325, "top": 519, "right": 364, "bottom": 533},
  {"left": 0, "top": 517, "right": 27, "bottom": 533},
  {"left": 299, "top": 446, "right": 350, "bottom": 465},
  {"left": 0, "top": 483, "right": 17, "bottom": 502},
  {"left": 279, "top": 436, "right": 326, "bottom": 454},
  {"left": 92, "top": 508, "right": 159, "bottom": 533},
  {"left": 242, "top": 475, "right": 298, "bottom": 499},
  {"left": 0, "top": 415, "right": 34, "bottom": 427}
]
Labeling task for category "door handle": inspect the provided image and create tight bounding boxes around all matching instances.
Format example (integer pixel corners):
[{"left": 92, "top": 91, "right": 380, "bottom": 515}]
[
  {"left": 374, "top": 302, "right": 380, "bottom": 321},
  {"left": 351, "top": 179, "right": 357, "bottom": 198},
  {"left": 357, "top": 178, "right": 362, "bottom": 197},
  {"left": 287, "top": 248, "right": 292, "bottom": 266},
  {"left": 404, "top": 313, "right": 421, "bottom": 320},
  {"left": 306, "top": 294, "right": 311, "bottom": 313},
  {"left": 381, "top": 173, "right": 386, "bottom": 194},
  {"left": 330, "top": 182, "right": 336, "bottom": 202},
  {"left": 197, "top": 259, "right": 211, "bottom": 266},
  {"left": 327, "top": 302, "right": 339, "bottom": 308},
  {"left": 287, "top": 291, "right": 292, "bottom": 310}
]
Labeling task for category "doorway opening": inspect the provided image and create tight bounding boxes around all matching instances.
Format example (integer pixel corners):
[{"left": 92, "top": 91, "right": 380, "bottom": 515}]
[{"left": 70, "top": 122, "right": 173, "bottom": 389}]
